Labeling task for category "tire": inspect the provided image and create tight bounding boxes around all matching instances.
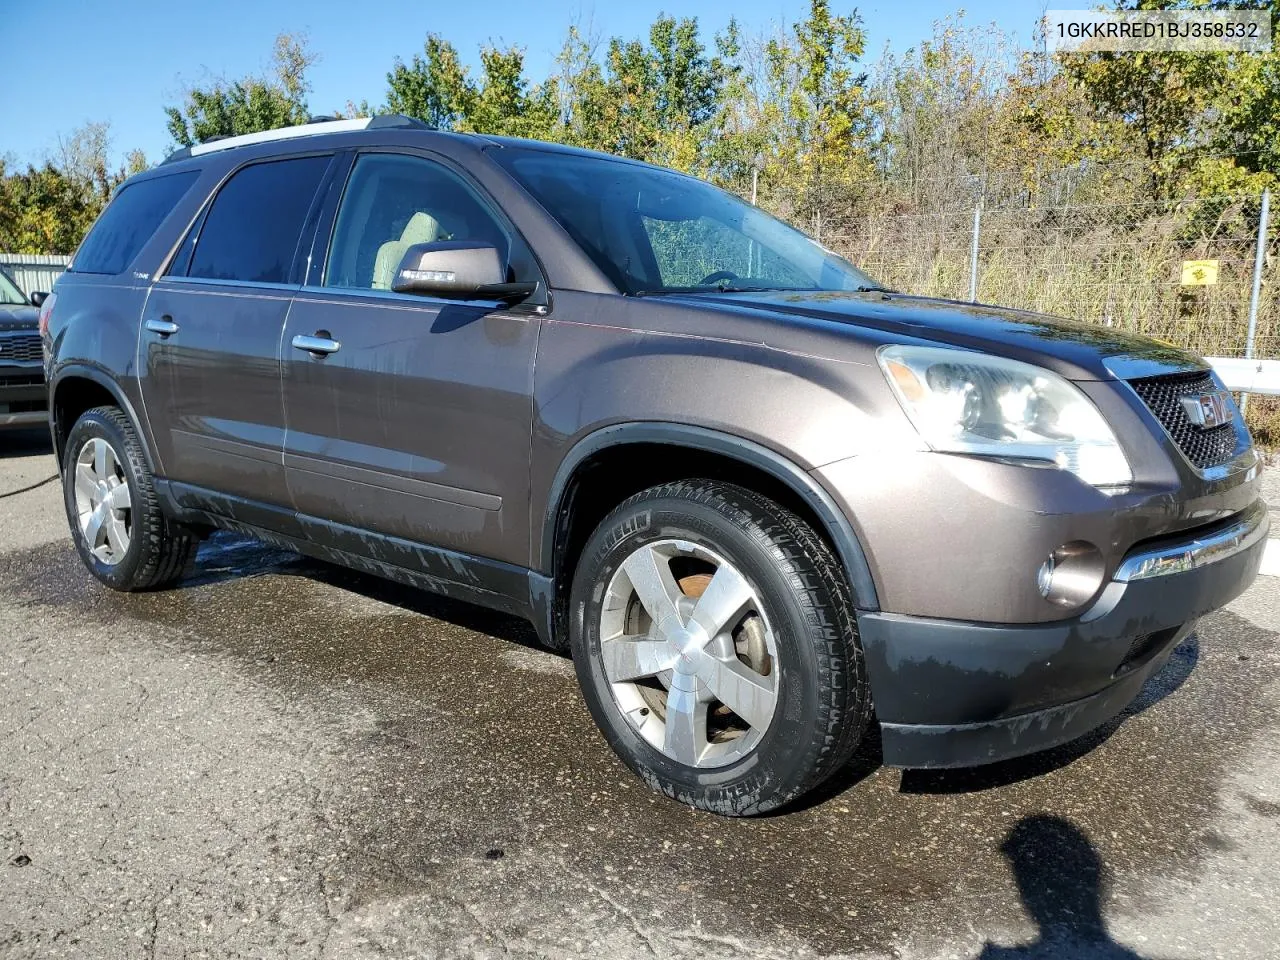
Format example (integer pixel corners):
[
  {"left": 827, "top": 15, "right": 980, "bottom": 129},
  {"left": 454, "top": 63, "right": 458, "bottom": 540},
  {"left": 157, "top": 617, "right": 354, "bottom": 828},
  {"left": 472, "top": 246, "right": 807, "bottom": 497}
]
[
  {"left": 569, "top": 479, "right": 871, "bottom": 816},
  {"left": 62, "top": 405, "right": 198, "bottom": 591}
]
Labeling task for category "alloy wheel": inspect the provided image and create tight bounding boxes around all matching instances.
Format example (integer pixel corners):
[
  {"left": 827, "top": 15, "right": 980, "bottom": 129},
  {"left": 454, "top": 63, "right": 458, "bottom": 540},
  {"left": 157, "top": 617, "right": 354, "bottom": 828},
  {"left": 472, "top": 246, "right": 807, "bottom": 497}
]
[
  {"left": 598, "top": 539, "right": 779, "bottom": 768},
  {"left": 73, "top": 437, "right": 132, "bottom": 565}
]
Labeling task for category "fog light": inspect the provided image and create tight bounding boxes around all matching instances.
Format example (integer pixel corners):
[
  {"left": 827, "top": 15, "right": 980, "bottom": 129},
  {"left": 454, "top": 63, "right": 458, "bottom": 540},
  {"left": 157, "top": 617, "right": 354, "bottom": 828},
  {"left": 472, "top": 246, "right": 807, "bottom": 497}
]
[{"left": 1036, "top": 541, "right": 1105, "bottom": 609}]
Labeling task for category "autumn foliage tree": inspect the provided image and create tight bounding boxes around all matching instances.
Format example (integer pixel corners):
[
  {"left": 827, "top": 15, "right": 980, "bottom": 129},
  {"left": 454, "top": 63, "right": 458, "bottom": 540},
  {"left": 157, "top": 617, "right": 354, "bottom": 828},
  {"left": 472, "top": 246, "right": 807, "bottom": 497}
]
[
  {"left": 0, "top": 123, "right": 146, "bottom": 254},
  {"left": 3, "top": 0, "right": 1278, "bottom": 256},
  {"left": 164, "top": 34, "right": 316, "bottom": 147}
]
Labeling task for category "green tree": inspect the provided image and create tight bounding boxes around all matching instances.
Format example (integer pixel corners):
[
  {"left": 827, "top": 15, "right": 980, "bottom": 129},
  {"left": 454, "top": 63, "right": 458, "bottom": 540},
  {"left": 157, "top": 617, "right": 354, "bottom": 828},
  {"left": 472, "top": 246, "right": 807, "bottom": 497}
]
[
  {"left": 384, "top": 36, "right": 558, "bottom": 140},
  {"left": 703, "top": 19, "right": 767, "bottom": 193},
  {"left": 164, "top": 33, "right": 315, "bottom": 147},
  {"left": 873, "top": 17, "right": 1014, "bottom": 207},
  {"left": 646, "top": 16, "right": 732, "bottom": 169},
  {"left": 0, "top": 161, "right": 97, "bottom": 254},
  {"left": 1049, "top": 0, "right": 1278, "bottom": 199},
  {"left": 0, "top": 122, "right": 147, "bottom": 254},
  {"left": 559, "top": 16, "right": 732, "bottom": 169},
  {"left": 760, "top": 0, "right": 876, "bottom": 229},
  {"left": 464, "top": 46, "right": 559, "bottom": 139},
  {"left": 1202, "top": 0, "right": 1280, "bottom": 187},
  {"left": 554, "top": 26, "right": 611, "bottom": 150},
  {"left": 600, "top": 36, "right": 660, "bottom": 159},
  {"left": 385, "top": 34, "right": 473, "bottom": 129}
]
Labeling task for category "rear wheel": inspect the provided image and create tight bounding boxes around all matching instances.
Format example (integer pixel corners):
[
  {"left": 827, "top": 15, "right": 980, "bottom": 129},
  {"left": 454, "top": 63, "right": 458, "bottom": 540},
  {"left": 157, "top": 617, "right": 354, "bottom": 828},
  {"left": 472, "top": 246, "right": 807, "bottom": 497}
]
[
  {"left": 63, "top": 406, "right": 197, "bottom": 591},
  {"left": 570, "top": 480, "right": 870, "bottom": 815}
]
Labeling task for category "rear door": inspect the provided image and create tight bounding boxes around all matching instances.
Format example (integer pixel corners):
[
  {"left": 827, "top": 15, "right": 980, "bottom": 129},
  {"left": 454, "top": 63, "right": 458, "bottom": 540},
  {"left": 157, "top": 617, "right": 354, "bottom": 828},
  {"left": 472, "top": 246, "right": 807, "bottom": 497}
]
[
  {"left": 141, "top": 153, "right": 334, "bottom": 514},
  {"left": 280, "top": 149, "right": 544, "bottom": 566}
]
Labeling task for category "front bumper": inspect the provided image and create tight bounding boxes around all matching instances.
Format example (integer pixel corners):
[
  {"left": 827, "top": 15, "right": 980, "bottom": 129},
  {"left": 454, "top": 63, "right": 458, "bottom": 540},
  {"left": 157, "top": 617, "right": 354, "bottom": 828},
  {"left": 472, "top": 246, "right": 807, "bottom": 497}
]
[
  {"left": 860, "top": 501, "right": 1269, "bottom": 768},
  {"left": 0, "top": 366, "right": 47, "bottom": 428}
]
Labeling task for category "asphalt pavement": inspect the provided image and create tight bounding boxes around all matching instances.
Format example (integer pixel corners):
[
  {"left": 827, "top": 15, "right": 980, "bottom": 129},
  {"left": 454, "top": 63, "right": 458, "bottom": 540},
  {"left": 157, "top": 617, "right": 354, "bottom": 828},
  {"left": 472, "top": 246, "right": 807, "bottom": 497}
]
[{"left": 1, "top": 426, "right": 1278, "bottom": 959}]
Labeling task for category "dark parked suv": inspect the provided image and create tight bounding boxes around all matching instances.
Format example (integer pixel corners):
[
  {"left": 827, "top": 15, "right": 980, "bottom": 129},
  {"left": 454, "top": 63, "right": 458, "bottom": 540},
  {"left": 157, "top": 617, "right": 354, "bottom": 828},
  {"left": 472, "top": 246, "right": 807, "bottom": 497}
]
[
  {"left": 44, "top": 117, "right": 1267, "bottom": 815},
  {"left": 0, "top": 266, "right": 49, "bottom": 430}
]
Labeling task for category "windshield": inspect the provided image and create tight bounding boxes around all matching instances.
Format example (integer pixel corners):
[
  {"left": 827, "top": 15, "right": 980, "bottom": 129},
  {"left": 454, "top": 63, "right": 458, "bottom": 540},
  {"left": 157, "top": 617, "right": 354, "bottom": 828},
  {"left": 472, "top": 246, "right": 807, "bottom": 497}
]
[
  {"left": 0, "top": 269, "right": 27, "bottom": 306},
  {"left": 492, "top": 147, "right": 880, "bottom": 296}
]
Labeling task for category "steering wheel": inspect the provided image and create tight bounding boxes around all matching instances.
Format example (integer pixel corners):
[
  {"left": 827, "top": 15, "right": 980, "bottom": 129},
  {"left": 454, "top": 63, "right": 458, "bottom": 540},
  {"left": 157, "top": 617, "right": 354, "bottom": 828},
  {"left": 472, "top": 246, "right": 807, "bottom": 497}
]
[{"left": 698, "top": 270, "right": 742, "bottom": 287}]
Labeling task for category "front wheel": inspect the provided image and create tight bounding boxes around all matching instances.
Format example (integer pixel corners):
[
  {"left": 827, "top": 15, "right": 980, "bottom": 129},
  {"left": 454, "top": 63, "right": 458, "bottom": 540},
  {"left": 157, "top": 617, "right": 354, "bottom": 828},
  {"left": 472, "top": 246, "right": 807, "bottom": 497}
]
[{"left": 569, "top": 480, "right": 871, "bottom": 816}]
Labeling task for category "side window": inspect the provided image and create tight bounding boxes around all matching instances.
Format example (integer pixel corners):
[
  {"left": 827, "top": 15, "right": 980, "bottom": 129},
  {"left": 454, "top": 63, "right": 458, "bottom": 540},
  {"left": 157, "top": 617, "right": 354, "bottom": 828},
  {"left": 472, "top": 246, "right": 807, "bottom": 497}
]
[
  {"left": 185, "top": 155, "right": 330, "bottom": 284},
  {"left": 71, "top": 171, "right": 199, "bottom": 275},
  {"left": 324, "top": 154, "right": 515, "bottom": 291}
]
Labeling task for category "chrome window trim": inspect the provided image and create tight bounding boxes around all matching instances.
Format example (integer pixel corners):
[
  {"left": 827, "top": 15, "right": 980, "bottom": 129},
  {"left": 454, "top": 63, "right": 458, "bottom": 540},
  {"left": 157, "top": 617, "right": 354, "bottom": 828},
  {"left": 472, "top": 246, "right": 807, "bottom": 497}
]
[
  {"left": 1113, "top": 501, "right": 1270, "bottom": 582},
  {"left": 294, "top": 284, "right": 535, "bottom": 318},
  {"left": 298, "top": 284, "right": 472, "bottom": 308},
  {"left": 156, "top": 275, "right": 298, "bottom": 292}
]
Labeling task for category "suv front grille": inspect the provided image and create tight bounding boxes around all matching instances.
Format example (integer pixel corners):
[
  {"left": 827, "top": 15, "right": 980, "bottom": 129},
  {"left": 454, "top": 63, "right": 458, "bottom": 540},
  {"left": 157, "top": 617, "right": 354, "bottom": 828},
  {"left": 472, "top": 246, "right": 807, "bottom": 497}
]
[
  {"left": 1129, "top": 371, "right": 1239, "bottom": 470},
  {"left": 0, "top": 334, "right": 42, "bottom": 363}
]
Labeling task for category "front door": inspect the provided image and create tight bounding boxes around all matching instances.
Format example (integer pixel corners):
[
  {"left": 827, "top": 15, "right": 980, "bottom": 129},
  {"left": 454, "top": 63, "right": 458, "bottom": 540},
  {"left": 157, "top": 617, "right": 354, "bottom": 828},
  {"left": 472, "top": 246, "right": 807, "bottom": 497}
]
[
  {"left": 281, "top": 151, "right": 543, "bottom": 566},
  {"left": 141, "top": 154, "right": 333, "bottom": 511}
]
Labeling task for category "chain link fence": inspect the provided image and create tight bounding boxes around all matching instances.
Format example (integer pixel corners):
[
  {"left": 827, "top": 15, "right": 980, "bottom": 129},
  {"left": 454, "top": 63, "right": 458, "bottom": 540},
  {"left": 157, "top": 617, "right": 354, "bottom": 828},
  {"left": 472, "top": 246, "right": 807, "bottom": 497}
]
[{"left": 819, "top": 189, "right": 1277, "bottom": 362}]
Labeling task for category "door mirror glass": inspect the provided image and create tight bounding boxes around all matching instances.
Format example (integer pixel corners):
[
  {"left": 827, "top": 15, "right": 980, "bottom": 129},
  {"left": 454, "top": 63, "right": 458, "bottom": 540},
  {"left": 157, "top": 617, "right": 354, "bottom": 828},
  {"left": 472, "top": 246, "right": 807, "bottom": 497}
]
[{"left": 392, "top": 241, "right": 536, "bottom": 304}]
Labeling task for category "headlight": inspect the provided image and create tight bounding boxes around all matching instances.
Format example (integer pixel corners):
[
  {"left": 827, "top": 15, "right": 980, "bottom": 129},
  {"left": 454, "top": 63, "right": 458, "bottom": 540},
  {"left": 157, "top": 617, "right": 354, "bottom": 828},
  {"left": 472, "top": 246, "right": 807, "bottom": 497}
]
[{"left": 877, "top": 345, "right": 1132, "bottom": 488}]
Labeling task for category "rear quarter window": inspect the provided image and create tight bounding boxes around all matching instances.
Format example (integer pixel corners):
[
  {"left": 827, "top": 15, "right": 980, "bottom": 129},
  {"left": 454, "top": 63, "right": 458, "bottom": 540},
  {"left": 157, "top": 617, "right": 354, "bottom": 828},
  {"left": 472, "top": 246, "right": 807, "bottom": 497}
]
[
  {"left": 71, "top": 170, "right": 200, "bottom": 275},
  {"left": 184, "top": 155, "right": 331, "bottom": 285}
]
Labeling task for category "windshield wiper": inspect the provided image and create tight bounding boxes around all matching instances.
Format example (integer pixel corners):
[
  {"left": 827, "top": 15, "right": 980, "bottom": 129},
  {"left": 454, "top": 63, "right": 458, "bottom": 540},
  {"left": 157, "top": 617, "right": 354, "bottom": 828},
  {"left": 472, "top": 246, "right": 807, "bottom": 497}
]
[
  {"left": 633, "top": 284, "right": 891, "bottom": 297},
  {"left": 633, "top": 285, "right": 809, "bottom": 297}
]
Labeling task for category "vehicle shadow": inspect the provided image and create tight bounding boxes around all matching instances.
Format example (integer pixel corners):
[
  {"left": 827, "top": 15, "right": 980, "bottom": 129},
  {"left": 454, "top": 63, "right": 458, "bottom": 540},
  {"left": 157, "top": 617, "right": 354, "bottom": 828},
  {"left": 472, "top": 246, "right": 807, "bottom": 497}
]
[
  {"left": 182, "top": 531, "right": 1202, "bottom": 809},
  {"left": 780, "top": 635, "right": 1198, "bottom": 813},
  {"left": 898, "top": 634, "right": 1199, "bottom": 796},
  {"left": 186, "top": 531, "right": 547, "bottom": 653},
  {"left": 971, "top": 813, "right": 1180, "bottom": 959},
  {"left": 0, "top": 426, "right": 53, "bottom": 460}
]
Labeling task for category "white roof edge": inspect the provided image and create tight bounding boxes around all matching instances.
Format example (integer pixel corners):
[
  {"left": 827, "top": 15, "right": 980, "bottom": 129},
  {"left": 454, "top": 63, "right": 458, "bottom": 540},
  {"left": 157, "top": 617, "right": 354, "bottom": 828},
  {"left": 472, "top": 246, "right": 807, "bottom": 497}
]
[{"left": 188, "top": 117, "right": 374, "bottom": 157}]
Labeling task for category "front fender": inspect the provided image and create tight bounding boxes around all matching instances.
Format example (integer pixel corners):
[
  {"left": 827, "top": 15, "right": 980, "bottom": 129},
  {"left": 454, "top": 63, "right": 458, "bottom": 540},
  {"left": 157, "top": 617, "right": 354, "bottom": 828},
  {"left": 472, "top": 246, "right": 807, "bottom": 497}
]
[{"left": 540, "top": 421, "right": 881, "bottom": 611}]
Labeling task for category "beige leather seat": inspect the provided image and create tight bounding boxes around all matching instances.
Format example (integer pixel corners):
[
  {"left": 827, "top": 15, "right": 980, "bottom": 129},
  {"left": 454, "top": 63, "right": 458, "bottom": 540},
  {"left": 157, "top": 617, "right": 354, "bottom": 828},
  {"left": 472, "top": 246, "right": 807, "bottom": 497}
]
[{"left": 371, "top": 212, "right": 443, "bottom": 289}]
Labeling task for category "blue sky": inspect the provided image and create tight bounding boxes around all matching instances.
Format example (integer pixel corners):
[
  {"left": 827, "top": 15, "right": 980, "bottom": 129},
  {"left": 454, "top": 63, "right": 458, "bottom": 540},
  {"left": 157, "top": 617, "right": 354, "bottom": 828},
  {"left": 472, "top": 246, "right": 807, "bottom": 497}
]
[{"left": 0, "top": 0, "right": 1048, "bottom": 169}]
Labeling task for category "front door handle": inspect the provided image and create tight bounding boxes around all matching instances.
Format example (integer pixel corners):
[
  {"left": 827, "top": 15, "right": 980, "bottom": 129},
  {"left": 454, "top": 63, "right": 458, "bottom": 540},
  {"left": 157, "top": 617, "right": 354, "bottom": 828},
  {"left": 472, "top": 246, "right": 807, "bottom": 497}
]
[
  {"left": 292, "top": 333, "right": 341, "bottom": 356},
  {"left": 145, "top": 316, "right": 179, "bottom": 337}
]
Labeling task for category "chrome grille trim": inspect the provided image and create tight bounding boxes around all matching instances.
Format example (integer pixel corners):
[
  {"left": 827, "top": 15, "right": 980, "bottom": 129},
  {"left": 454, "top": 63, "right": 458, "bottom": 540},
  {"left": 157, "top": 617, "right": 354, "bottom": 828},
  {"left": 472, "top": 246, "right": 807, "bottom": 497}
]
[
  {"left": 0, "top": 334, "right": 43, "bottom": 363},
  {"left": 1113, "top": 502, "right": 1269, "bottom": 582}
]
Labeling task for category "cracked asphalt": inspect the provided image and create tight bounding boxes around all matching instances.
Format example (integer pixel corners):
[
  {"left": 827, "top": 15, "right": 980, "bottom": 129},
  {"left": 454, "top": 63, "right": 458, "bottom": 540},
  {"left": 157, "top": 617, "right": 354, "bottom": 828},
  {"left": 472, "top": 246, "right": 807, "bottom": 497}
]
[{"left": 1, "top": 426, "right": 1278, "bottom": 959}]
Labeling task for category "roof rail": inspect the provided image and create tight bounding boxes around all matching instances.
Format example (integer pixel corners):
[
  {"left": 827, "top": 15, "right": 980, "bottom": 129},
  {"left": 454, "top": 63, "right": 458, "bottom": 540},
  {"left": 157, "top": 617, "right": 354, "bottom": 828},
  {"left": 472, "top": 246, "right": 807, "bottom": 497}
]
[{"left": 161, "top": 114, "right": 431, "bottom": 164}]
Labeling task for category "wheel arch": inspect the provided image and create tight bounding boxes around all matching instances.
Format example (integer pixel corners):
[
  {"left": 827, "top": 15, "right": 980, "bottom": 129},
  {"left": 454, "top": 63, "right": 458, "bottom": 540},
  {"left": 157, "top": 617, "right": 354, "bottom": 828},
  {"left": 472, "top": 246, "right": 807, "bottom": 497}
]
[
  {"left": 541, "top": 423, "right": 880, "bottom": 617},
  {"left": 49, "top": 366, "right": 154, "bottom": 474}
]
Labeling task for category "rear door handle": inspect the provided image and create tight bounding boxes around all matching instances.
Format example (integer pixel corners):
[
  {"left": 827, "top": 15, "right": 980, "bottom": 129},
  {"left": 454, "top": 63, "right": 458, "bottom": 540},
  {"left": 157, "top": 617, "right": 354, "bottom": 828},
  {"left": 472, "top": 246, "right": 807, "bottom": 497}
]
[
  {"left": 292, "top": 333, "right": 341, "bottom": 356},
  {"left": 145, "top": 317, "right": 179, "bottom": 337}
]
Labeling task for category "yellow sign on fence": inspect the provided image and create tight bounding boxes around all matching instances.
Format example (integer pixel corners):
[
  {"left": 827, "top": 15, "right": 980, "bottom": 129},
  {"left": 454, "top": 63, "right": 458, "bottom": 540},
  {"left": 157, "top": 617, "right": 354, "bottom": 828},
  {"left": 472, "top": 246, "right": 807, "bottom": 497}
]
[{"left": 1180, "top": 259, "right": 1220, "bottom": 286}]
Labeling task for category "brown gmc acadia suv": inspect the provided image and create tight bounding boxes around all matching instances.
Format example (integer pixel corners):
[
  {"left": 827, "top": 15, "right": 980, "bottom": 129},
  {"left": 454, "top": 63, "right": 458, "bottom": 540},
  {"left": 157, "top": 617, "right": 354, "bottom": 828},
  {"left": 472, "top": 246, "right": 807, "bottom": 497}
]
[{"left": 42, "top": 117, "right": 1267, "bottom": 815}]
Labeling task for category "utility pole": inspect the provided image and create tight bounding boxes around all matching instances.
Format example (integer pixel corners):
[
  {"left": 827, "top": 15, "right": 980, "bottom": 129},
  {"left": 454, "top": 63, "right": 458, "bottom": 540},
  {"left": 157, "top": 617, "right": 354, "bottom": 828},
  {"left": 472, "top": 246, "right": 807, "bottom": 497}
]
[{"left": 968, "top": 204, "right": 983, "bottom": 303}]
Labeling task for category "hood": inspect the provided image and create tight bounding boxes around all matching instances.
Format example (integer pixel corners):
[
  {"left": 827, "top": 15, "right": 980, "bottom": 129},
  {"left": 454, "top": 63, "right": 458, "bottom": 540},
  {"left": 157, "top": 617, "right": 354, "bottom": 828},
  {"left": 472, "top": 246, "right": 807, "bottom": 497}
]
[
  {"left": 672, "top": 290, "right": 1205, "bottom": 382},
  {"left": 0, "top": 304, "right": 39, "bottom": 333}
]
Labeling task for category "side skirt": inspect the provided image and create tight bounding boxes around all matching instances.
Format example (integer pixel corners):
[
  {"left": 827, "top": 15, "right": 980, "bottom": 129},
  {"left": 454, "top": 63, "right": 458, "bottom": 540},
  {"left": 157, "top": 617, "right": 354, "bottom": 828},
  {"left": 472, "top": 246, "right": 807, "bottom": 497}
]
[{"left": 155, "top": 479, "right": 556, "bottom": 646}]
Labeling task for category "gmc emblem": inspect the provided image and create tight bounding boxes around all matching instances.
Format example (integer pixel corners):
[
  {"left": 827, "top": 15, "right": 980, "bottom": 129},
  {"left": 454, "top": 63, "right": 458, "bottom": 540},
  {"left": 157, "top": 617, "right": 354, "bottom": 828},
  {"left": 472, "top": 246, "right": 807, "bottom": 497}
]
[{"left": 1180, "top": 390, "right": 1233, "bottom": 429}]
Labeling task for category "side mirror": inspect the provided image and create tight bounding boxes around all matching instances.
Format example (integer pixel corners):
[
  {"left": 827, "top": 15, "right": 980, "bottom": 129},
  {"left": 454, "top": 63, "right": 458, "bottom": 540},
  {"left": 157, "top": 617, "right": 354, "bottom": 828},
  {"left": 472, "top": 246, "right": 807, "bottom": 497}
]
[
  {"left": 29, "top": 291, "right": 48, "bottom": 308},
  {"left": 392, "top": 241, "right": 536, "bottom": 306}
]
